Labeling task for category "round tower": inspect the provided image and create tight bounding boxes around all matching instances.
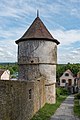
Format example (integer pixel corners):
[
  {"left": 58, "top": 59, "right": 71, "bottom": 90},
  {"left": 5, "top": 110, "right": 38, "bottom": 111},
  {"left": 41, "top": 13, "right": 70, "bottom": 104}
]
[{"left": 15, "top": 15, "right": 60, "bottom": 104}]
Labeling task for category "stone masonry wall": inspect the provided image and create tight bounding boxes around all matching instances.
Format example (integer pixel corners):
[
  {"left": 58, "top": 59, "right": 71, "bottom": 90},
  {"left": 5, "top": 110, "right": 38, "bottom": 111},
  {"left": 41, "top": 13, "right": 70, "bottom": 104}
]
[
  {"left": 0, "top": 78, "right": 46, "bottom": 120},
  {"left": 18, "top": 40, "right": 57, "bottom": 81},
  {"left": 33, "top": 77, "right": 46, "bottom": 113},
  {"left": 18, "top": 40, "right": 57, "bottom": 104}
]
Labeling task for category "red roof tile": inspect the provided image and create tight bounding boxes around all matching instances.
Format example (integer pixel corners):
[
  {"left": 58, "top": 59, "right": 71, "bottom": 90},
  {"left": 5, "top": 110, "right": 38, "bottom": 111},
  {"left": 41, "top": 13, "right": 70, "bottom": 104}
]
[
  {"left": 0, "top": 69, "right": 5, "bottom": 77},
  {"left": 16, "top": 17, "right": 60, "bottom": 45}
]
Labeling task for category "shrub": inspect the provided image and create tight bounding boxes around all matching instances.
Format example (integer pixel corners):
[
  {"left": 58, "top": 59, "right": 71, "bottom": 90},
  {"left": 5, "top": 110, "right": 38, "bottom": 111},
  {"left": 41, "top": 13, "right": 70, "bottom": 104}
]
[
  {"left": 56, "top": 87, "right": 68, "bottom": 97},
  {"left": 74, "top": 94, "right": 80, "bottom": 118},
  {"left": 75, "top": 93, "right": 80, "bottom": 99}
]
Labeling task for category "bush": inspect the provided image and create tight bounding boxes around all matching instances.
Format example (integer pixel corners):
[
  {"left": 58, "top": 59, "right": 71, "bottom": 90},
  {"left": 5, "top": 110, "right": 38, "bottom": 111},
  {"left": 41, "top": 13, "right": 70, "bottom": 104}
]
[
  {"left": 74, "top": 95, "right": 80, "bottom": 118},
  {"left": 75, "top": 93, "right": 80, "bottom": 99},
  {"left": 56, "top": 87, "right": 68, "bottom": 97}
]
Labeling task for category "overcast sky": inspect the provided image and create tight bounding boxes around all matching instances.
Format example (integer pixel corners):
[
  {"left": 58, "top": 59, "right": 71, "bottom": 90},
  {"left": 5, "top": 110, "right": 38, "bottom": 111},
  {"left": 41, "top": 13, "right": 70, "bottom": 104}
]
[{"left": 0, "top": 0, "right": 80, "bottom": 64}]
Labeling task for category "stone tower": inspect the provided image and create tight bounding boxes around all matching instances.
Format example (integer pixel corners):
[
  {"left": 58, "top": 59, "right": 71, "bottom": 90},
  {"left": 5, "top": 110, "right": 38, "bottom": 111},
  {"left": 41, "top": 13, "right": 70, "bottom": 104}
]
[{"left": 15, "top": 14, "right": 60, "bottom": 104}]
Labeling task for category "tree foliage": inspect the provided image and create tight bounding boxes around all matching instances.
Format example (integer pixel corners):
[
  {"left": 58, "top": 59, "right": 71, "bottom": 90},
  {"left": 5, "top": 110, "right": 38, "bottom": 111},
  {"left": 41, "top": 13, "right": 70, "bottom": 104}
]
[
  {"left": 0, "top": 63, "right": 18, "bottom": 75},
  {"left": 0, "top": 63, "right": 80, "bottom": 80}
]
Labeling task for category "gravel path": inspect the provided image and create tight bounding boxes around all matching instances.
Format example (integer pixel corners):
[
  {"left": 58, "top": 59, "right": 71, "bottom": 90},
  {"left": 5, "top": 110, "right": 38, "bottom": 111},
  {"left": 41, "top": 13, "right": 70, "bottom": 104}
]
[{"left": 50, "top": 95, "right": 80, "bottom": 120}]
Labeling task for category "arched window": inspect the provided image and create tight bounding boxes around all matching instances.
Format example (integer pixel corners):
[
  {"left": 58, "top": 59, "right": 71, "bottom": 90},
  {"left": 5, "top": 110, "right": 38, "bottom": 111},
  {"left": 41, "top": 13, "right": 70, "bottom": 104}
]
[{"left": 65, "top": 73, "right": 69, "bottom": 76}]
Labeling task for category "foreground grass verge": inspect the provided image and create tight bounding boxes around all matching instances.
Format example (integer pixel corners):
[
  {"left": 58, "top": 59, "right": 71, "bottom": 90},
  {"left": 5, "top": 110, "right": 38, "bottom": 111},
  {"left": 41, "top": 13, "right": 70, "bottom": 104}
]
[
  {"left": 31, "top": 95, "right": 67, "bottom": 120},
  {"left": 74, "top": 93, "right": 80, "bottom": 118}
]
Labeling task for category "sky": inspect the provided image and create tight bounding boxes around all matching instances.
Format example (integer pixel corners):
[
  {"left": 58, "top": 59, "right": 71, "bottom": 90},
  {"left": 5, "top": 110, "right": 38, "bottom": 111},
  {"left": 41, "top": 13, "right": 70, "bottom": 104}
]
[{"left": 0, "top": 0, "right": 80, "bottom": 64}]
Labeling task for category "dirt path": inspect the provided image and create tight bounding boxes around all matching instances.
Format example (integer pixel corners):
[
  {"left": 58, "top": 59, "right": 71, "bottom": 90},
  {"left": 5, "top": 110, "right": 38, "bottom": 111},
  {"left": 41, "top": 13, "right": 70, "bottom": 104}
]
[{"left": 50, "top": 95, "right": 80, "bottom": 120}]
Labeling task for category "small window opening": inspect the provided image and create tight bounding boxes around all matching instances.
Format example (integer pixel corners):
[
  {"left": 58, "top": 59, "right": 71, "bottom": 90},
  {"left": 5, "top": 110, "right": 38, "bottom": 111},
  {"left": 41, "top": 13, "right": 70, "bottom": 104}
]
[
  {"left": 65, "top": 73, "right": 69, "bottom": 76},
  {"left": 62, "top": 79, "right": 66, "bottom": 83},
  {"left": 29, "top": 89, "right": 32, "bottom": 99},
  {"left": 31, "top": 60, "right": 34, "bottom": 63}
]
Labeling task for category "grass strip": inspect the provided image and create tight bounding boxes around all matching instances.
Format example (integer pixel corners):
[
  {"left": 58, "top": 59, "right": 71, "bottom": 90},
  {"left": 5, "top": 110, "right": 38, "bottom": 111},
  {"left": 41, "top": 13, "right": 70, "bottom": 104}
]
[
  {"left": 31, "top": 96, "right": 67, "bottom": 120},
  {"left": 74, "top": 99, "right": 80, "bottom": 118}
]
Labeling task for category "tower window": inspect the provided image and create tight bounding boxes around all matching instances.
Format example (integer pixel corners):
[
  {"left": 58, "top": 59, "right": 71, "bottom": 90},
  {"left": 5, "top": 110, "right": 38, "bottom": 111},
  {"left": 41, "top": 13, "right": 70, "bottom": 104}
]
[
  {"left": 31, "top": 60, "right": 34, "bottom": 63},
  {"left": 29, "top": 89, "right": 32, "bottom": 99}
]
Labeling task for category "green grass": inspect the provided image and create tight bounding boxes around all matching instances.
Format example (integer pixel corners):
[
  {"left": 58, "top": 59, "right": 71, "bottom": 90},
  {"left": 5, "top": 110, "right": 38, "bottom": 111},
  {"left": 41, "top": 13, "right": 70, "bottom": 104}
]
[
  {"left": 31, "top": 95, "right": 67, "bottom": 120},
  {"left": 56, "top": 87, "right": 68, "bottom": 97},
  {"left": 74, "top": 94, "right": 80, "bottom": 118}
]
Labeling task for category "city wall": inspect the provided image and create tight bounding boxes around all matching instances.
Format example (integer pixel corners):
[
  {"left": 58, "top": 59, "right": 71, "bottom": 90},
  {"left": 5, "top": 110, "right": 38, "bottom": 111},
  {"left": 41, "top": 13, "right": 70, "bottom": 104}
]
[{"left": 0, "top": 77, "right": 45, "bottom": 120}]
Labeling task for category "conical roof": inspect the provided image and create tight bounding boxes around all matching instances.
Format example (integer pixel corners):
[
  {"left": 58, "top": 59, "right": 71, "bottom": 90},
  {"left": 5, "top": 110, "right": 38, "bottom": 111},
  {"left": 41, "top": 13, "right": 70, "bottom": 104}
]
[{"left": 16, "top": 16, "right": 60, "bottom": 45}]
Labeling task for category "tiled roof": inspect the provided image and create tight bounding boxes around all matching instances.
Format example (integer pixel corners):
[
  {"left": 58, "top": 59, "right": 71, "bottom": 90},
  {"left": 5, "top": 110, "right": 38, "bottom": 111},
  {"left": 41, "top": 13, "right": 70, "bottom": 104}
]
[
  {"left": 16, "top": 17, "right": 60, "bottom": 45},
  {"left": 0, "top": 69, "right": 5, "bottom": 77}
]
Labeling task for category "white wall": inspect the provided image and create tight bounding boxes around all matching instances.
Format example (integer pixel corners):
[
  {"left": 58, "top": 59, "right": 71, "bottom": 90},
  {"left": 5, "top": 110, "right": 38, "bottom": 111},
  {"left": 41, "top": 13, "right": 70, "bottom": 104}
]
[
  {"left": 1, "top": 70, "right": 10, "bottom": 80},
  {"left": 60, "top": 71, "right": 74, "bottom": 87}
]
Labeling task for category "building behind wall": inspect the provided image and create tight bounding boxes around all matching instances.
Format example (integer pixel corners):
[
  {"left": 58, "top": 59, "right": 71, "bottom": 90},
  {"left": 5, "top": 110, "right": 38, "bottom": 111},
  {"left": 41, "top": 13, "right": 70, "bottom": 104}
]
[
  {"left": 0, "top": 69, "right": 10, "bottom": 80},
  {"left": 60, "top": 69, "right": 78, "bottom": 93}
]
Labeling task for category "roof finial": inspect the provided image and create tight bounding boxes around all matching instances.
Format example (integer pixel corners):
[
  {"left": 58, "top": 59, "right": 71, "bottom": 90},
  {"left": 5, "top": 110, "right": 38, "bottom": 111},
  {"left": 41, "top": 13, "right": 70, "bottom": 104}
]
[{"left": 37, "top": 10, "right": 39, "bottom": 17}]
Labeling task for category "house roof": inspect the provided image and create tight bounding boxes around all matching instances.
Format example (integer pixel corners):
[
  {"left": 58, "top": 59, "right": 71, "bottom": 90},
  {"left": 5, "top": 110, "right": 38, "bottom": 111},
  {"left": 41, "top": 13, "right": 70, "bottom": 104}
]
[
  {"left": 15, "top": 16, "right": 60, "bottom": 45},
  {"left": 60, "top": 69, "right": 74, "bottom": 78},
  {"left": 0, "top": 69, "right": 5, "bottom": 76},
  {"left": 66, "top": 69, "right": 74, "bottom": 76}
]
